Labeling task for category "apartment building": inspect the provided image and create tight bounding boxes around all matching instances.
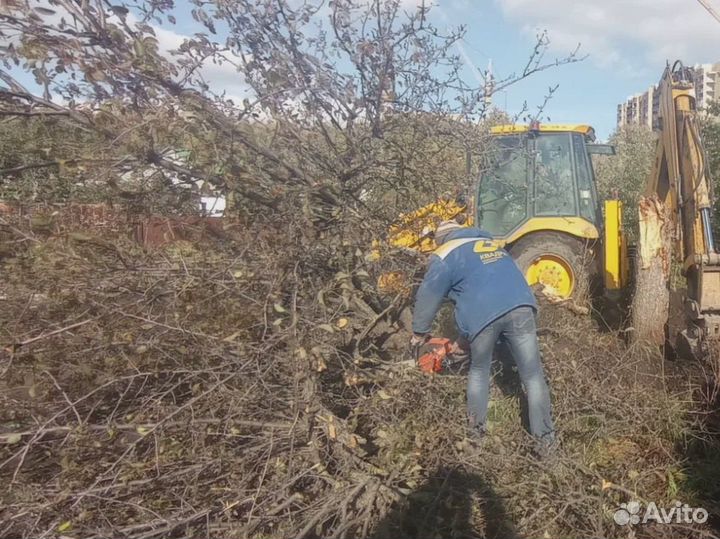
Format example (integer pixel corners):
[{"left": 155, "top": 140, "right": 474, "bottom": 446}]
[
  {"left": 616, "top": 62, "right": 720, "bottom": 130},
  {"left": 616, "top": 85, "right": 658, "bottom": 129},
  {"left": 693, "top": 62, "right": 720, "bottom": 108}
]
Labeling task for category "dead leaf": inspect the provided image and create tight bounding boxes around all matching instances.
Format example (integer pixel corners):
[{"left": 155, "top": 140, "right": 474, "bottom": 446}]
[
  {"left": 223, "top": 331, "right": 242, "bottom": 342},
  {"left": 4, "top": 433, "right": 23, "bottom": 445}
]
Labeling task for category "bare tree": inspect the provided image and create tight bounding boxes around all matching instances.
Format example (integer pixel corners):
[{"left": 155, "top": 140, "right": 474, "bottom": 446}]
[{"left": 1, "top": 0, "right": 582, "bottom": 221}]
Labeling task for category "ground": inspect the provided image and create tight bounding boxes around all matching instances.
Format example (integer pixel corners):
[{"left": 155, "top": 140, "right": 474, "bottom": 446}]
[{"left": 0, "top": 228, "right": 719, "bottom": 539}]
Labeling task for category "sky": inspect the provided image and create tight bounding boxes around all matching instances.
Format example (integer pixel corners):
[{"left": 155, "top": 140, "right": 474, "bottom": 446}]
[
  {"left": 447, "top": 0, "right": 720, "bottom": 139},
  {"left": 8, "top": 0, "right": 720, "bottom": 140},
  {"left": 162, "top": 0, "right": 720, "bottom": 140}
]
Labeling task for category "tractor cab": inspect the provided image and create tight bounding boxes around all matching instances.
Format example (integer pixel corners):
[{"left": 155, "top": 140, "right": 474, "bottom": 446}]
[
  {"left": 477, "top": 123, "right": 606, "bottom": 239},
  {"left": 476, "top": 123, "right": 619, "bottom": 299}
]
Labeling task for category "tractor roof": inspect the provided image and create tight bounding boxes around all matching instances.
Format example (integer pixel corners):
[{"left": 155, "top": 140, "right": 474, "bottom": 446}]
[{"left": 490, "top": 124, "right": 596, "bottom": 141}]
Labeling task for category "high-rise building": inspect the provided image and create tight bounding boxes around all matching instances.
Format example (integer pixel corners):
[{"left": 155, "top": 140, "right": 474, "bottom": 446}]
[
  {"left": 692, "top": 62, "right": 720, "bottom": 109},
  {"left": 616, "top": 85, "right": 658, "bottom": 130},
  {"left": 616, "top": 62, "right": 720, "bottom": 130}
]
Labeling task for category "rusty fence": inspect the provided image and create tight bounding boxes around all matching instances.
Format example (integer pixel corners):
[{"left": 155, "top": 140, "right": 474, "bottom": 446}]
[{"left": 0, "top": 202, "right": 237, "bottom": 248}]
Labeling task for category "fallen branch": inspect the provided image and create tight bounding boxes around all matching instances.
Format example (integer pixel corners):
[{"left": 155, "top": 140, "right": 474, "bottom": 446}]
[{"left": 10, "top": 317, "right": 97, "bottom": 350}]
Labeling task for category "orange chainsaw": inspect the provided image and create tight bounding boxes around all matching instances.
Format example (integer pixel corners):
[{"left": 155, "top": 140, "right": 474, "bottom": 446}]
[{"left": 415, "top": 337, "right": 459, "bottom": 374}]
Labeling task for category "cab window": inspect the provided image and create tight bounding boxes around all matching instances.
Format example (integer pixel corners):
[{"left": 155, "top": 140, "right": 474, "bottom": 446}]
[
  {"left": 572, "top": 133, "right": 597, "bottom": 222},
  {"left": 533, "top": 134, "right": 576, "bottom": 216},
  {"left": 477, "top": 135, "right": 529, "bottom": 236}
]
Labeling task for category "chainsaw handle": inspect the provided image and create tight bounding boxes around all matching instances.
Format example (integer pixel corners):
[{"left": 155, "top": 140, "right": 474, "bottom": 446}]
[{"left": 416, "top": 337, "right": 454, "bottom": 374}]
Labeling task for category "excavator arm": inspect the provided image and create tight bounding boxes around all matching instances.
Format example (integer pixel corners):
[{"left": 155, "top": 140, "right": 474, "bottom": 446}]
[{"left": 637, "top": 61, "right": 720, "bottom": 349}]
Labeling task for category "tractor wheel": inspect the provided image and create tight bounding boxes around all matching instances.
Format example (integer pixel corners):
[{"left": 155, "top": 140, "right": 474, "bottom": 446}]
[{"left": 509, "top": 232, "right": 593, "bottom": 302}]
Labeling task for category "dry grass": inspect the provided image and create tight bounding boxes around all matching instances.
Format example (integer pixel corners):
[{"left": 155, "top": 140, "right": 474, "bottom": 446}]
[{"left": 0, "top": 221, "right": 719, "bottom": 539}]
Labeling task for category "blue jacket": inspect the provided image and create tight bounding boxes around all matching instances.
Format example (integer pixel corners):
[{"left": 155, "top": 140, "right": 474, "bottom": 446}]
[{"left": 412, "top": 227, "right": 537, "bottom": 341}]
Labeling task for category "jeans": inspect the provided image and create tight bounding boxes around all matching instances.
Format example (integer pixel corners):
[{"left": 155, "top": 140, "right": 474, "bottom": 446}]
[{"left": 467, "top": 306, "right": 555, "bottom": 441}]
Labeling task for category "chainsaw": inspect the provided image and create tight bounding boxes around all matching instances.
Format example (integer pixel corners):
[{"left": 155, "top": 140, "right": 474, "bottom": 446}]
[{"left": 414, "top": 337, "right": 467, "bottom": 374}]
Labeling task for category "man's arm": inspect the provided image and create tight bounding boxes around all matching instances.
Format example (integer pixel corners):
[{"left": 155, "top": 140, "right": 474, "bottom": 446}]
[{"left": 412, "top": 256, "right": 453, "bottom": 335}]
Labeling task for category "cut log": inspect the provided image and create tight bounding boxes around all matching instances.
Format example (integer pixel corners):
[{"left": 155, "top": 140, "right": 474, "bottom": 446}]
[{"left": 631, "top": 195, "right": 672, "bottom": 345}]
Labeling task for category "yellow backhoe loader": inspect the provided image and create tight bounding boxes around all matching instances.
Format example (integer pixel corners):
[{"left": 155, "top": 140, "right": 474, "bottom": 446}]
[{"left": 382, "top": 61, "right": 720, "bottom": 355}]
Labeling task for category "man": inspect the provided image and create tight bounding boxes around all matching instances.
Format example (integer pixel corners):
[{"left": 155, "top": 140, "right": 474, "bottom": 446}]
[{"left": 411, "top": 220, "right": 555, "bottom": 446}]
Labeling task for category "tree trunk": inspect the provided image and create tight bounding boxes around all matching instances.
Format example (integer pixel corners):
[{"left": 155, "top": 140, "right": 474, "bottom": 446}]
[{"left": 631, "top": 195, "right": 672, "bottom": 346}]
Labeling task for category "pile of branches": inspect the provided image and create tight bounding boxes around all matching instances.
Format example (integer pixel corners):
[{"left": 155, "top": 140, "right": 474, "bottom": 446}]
[
  {"left": 0, "top": 214, "right": 422, "bottom": 538},
  {"left": 1, "top": 215, "right": 719, "bottom": 539}
]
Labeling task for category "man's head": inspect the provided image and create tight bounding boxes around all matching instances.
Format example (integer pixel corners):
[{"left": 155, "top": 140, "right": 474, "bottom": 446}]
[{"left": 434, "top": 220, "right": 463, "bottom": 245}]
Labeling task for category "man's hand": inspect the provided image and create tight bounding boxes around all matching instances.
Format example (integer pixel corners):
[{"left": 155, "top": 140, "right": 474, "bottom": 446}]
[
  {"left": 410, "top": 333, "right": 429, "bottom": 348},
  {"left": 409, "top": 333, "right": 429, "bottom": 362}
]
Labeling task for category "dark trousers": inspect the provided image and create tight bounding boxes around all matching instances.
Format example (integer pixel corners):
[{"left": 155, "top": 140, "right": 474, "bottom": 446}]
[{"left": 467, "top": 306, "right": 555, "bottom": 441}]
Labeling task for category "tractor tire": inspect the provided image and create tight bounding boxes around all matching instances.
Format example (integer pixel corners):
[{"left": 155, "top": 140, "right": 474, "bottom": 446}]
[{"left": 509, "top": 232, "right": 593, "bottom": 303}]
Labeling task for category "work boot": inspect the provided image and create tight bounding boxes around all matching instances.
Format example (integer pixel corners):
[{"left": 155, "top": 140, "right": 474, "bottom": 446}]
[
  {"left": 466, "top": 424, "right": 487, "bottom": 445},
  {"left": 457, "top": 424, "right": 487, "bottom": 454},
  {"left": 531, "top": 435, "right": 559, "bottom": 461}
]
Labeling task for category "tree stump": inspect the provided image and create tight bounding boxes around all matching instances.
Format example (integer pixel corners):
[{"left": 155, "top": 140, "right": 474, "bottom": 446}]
[{"left": 631, "top": 195, "right": 672, "bottom": 346}]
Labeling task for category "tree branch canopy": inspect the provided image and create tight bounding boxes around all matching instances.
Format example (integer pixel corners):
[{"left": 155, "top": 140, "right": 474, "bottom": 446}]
[{"left": 0, "top": 0, "right": 582, "bottom": 218}]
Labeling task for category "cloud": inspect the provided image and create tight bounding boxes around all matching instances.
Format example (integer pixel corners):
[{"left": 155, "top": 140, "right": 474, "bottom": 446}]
[
  {"left": 150, "top": 1, "right": 431, "bottom": 101},
  {"left": 149, "top": 23, "right": 250, "bottom": 103},
  {"left": 496, "top": 0, "right": 720, "bottom": 75}
]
